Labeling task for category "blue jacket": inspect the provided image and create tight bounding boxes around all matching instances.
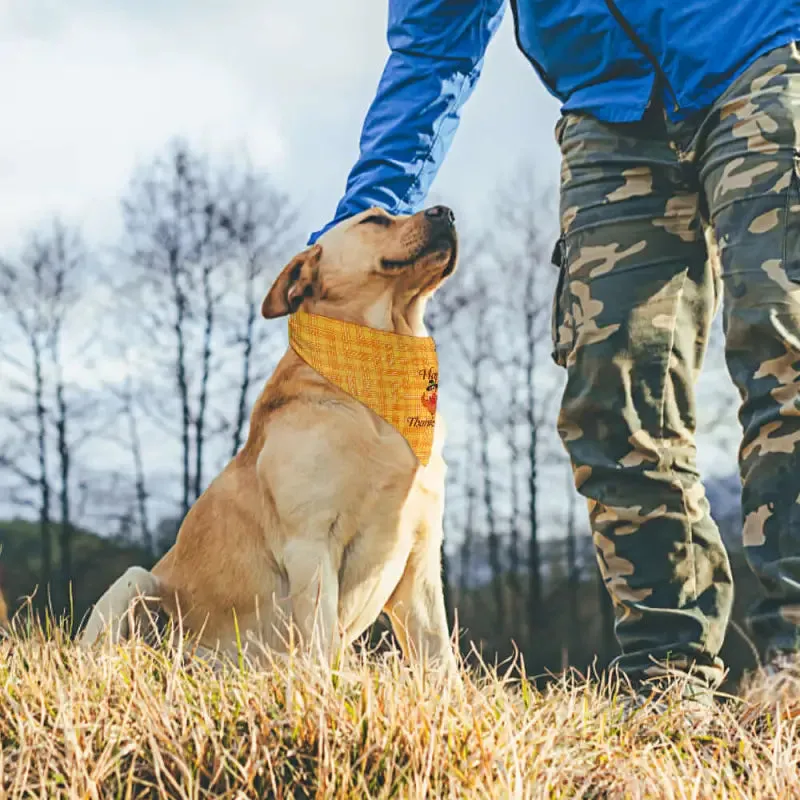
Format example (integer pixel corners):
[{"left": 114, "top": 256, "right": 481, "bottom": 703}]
[{"left": 309, "top": 1, "right": 800, "bottom": 243}]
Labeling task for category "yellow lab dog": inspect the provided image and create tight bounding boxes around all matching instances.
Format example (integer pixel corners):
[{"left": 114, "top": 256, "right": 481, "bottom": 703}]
[
  {"left": 81, "top": 205, "right": 459, "bottom": 676},
  {"left": 0, "top": 564, "right": 9, "bottom": 631},
  {"left": 0, "top": 589, "right": 8, "bottom": 631}
]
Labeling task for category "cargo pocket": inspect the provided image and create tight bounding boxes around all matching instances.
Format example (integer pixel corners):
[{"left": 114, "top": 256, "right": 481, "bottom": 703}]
[
  {"left": 784, "top": 151, "right": 800, "bottom": 283},
  {"left": 550, "top": 235, "right": 573, "bottom": 368}
]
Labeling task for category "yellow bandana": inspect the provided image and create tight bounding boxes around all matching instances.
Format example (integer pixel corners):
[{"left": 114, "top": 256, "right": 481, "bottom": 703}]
[{"left": 288, "top": 310, "right": 439, "bottom": 465}]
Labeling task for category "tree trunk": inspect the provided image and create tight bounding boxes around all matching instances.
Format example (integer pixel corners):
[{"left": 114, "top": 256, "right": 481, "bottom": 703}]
[
  {"left": 506, "top": 378, "right": 522, "bottom": 625},
  {"left": 168, "top": 248, "right": 192, "bottom": 519},
  {"left": 54, "top": 366, "right": 71, "bottom": 616},
  {"left": 565, "top": 464, "right": 579, "bottom": 662},
  {"left": 31, "top": 334, "right": 51, "bottom": 612},
  {"left": 232, "top": 262, "right": 257, "bottom": 457},
  {"left": 194, "top": 260, "right": 214, "bottom": 500},
  {"left": 524, "top": 268, "right": 542, "bottom": 637}
]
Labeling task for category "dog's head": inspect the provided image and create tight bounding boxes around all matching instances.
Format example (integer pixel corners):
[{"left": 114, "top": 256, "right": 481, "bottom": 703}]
[{"left": 261, "top": 205, "right": 458, "bottom": 333}]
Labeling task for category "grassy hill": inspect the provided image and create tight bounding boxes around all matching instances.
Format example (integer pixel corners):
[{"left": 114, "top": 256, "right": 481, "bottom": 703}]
[
  {"left": 0, "top": 519, "right": 790, "bottom": 797},
  {"left": 1, "top": 629, "right": 798, "bottom": 798}
]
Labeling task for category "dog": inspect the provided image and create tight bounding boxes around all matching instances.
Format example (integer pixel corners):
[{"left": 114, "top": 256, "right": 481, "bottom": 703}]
[
  {"left": 80, "top": 204, "right": 459, "bottom": 677},
  {"left": 0, "top": 564, "right": 9, "bottom": 632}
]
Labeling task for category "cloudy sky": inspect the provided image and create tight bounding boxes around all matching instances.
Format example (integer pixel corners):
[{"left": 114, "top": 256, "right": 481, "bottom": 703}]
[
  {"left": 0, "top": 0, "right": 563, "bottom": 250},
  {"left": 0, "top": 0, "right": 740, "bottom": 530}
]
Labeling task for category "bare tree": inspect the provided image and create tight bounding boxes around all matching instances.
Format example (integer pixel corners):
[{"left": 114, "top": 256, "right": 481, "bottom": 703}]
[
  {"left": 459, "top": 287, "right": 505, "bottom": 630},
  {"left": 222, "top": 171, "right": 298, "bottom": 457},
  {"left": 43, "top": 223, "right": 86, "bottom": 609},
  {"left": 119, "top": 143, "right": 220, "bottom": 515},
  {"left": 194, "top": 202, "right": 220, "bottom": 501},
  {"left": 523, "top": 257, "right": 544, "bottom": 634},
  {"left": 1, "top": 242, "right": 54, "bottom": 608},
  {"left": 230, "top": 258, "right": 259, "bottom": 458},
  {"left": 116, "top": 139, "right": 298, "bottom": 535},
  {"left": 503, "top": 360, "right": 525, "bottom": 620},
  {"left": 488, "top": 172, "right": 559, "bottom": 637},
  {"left": 0, "top": 219, "right": 88, "bottom": 609}
]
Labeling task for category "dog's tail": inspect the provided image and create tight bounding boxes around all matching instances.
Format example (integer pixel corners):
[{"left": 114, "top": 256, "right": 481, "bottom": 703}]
[{"left": 79, "top": 566, "right": 164, "bottom": 647}]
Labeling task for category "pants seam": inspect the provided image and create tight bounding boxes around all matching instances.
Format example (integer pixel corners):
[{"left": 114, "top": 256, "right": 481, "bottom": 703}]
[{"left": 658, "top": 267, "right": 699, "bottom": 604}]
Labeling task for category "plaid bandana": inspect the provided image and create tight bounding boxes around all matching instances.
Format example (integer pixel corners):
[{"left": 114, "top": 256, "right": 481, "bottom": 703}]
[{"left": 288, "top": 310, "right": 439, "bottom": 465}]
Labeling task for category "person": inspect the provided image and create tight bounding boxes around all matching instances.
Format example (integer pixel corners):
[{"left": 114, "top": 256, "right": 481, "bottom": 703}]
[{"left": 308, "top": 1, "right": 800, "bottom": 702}]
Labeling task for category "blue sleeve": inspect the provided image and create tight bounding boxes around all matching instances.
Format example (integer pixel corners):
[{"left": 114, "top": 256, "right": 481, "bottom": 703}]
[{"left": 308, "top": 0, "right": 506, "bottom": 244}]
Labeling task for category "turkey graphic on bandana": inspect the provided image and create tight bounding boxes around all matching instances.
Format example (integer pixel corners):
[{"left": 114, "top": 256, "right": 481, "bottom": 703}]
[{"left": 421, "top": 372, "right": 438, "bottom": 417}]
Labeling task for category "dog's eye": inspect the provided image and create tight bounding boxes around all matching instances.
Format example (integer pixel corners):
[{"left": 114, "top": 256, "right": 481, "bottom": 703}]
[{"left": 360, "top": 214, "right": 391, "bottom": 227}]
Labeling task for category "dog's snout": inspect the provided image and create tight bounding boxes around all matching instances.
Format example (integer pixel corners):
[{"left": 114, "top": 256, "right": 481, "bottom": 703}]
[{"left": 425, "top": 205, "right": 455, "bottom": 225}]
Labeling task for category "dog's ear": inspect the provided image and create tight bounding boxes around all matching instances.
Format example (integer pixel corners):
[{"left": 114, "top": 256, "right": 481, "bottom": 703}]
[{"left": 261, "top": 245, "right": 322, "bottom": 319}]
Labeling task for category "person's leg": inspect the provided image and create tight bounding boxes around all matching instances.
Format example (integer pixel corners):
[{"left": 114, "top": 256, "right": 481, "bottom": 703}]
[
  {"left": 700, "top": 42, "right": 800, "bottom": 658},
  {"left": 553, "top": 109, "right": 734, "bottom": 690}
]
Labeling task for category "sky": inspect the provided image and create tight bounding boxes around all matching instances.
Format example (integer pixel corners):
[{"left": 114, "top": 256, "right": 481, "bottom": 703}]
[
  {"left": 0, "top": 0, "right": 741, "bottom": 530},
  {"left": 0, "top": 0, "right": 563, "bottom": 249}
]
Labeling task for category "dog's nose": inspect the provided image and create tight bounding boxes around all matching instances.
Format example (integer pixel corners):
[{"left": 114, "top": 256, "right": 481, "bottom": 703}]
[{"left": 425, "top": 205, "right": 455, "bottom": 225}]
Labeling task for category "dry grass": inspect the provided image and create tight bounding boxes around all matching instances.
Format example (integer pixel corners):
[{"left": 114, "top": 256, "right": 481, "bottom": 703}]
[{"left": 2, "top": 620, "right": 800, "bottom": 799}]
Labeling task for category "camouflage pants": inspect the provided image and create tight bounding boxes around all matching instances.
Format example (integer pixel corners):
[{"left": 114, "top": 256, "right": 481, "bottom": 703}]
[{"left": 552, "top": 42, "right": 800, "bottom": 689}]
